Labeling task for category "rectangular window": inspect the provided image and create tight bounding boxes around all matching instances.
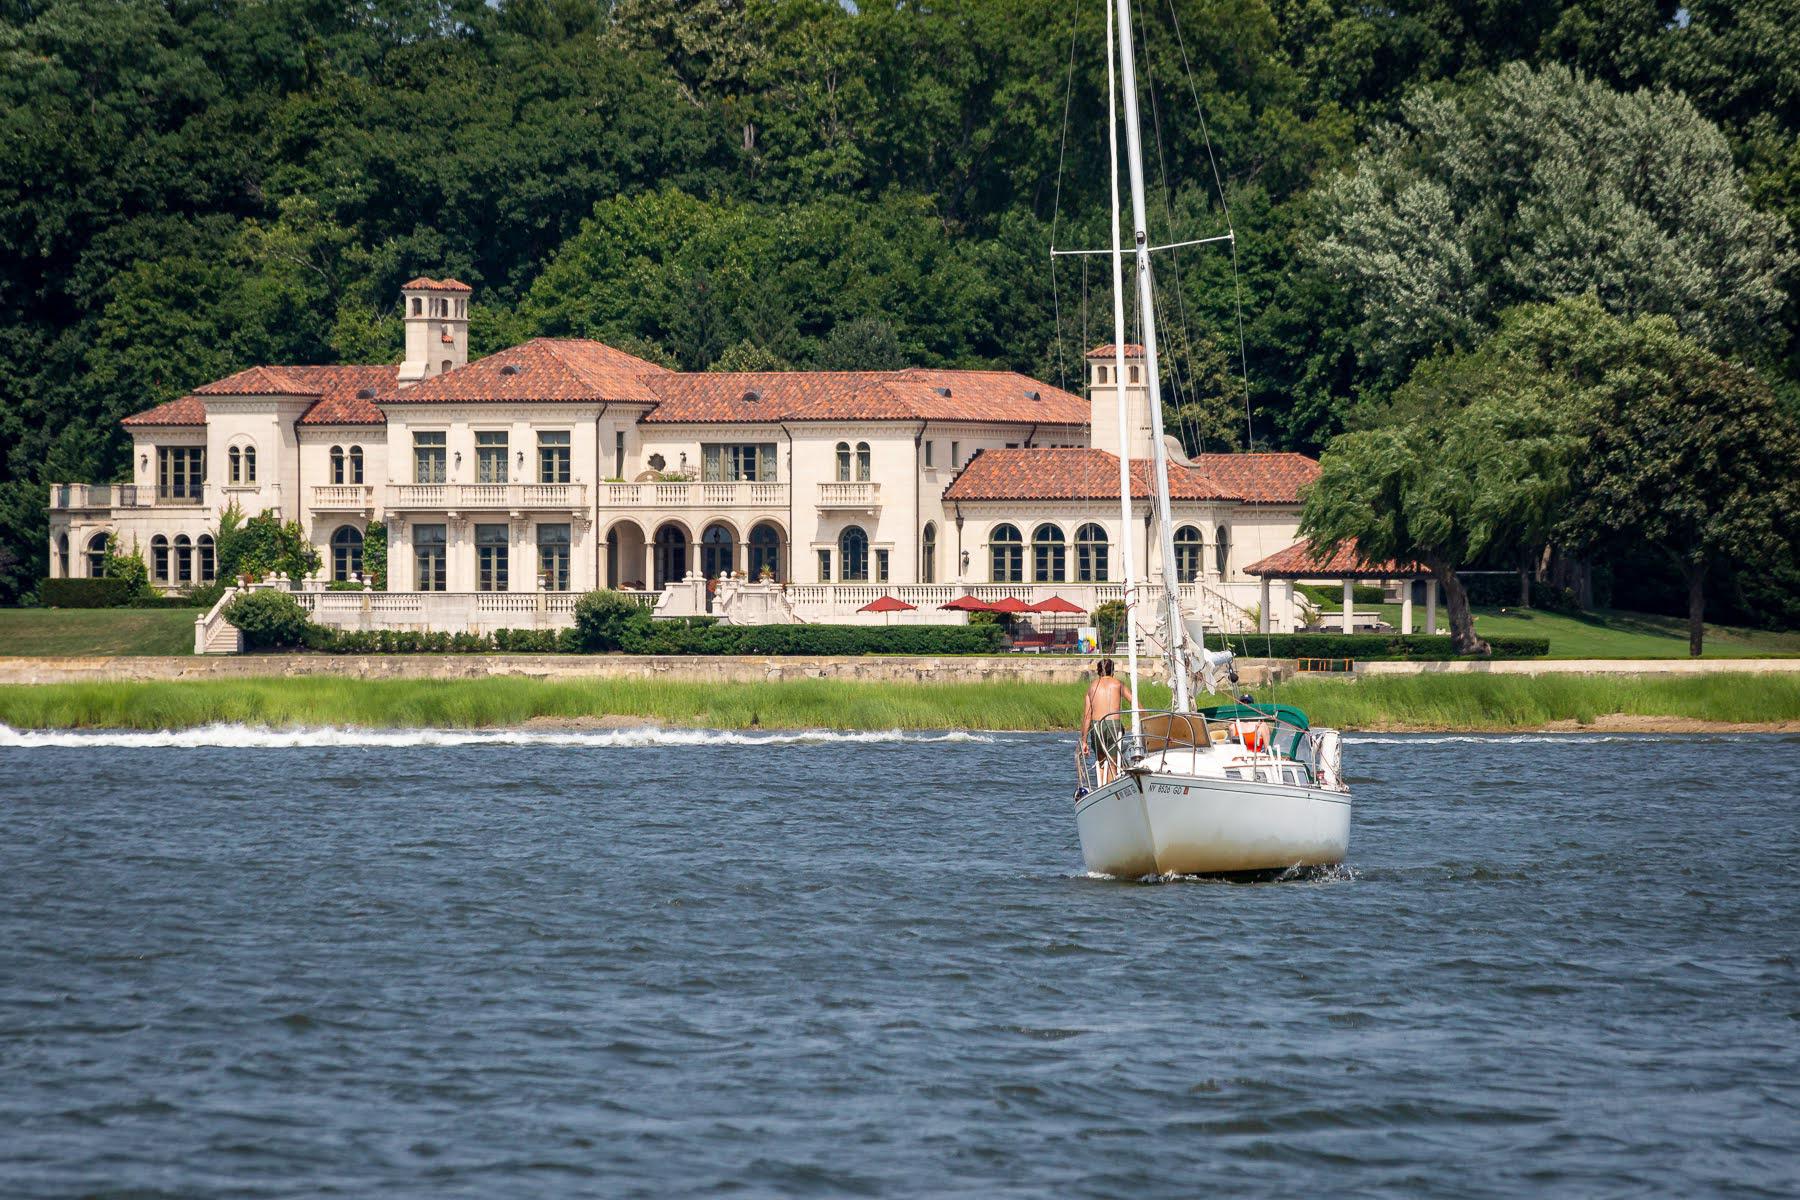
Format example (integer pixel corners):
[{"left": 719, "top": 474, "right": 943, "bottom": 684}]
[
  {"left": 875, "top": 548, "right": 890, "bottom": 583},
  {"left": 413, "top": 432, "right": 446, "bottom": 484},
  {"left": 156, "top": 447, "right": 204, "bottom": 503},
  {"left": 476, "top": 523, "right": 509, "bottom": 592},
  {"left": 701, "top": 443, "right": 778, "bottom": 482},
  {"left": 817, "top": 548, "right": 832, "bottom": 582},
  {"left": 950, "top": 441, "right": 961, "bottom": 467},
  {"left": 537, "top": 524, "right": 571, "bottom": 591},
  {"left": 476, "top": 430, "right": 509, "bottom": 484},
  {"left": 414, "top": 524, "right": 447, "bottom": 592},
  {"left": 924, "top": 441, "right": 934, "bottom": 467},
  {"left": 538, "top": 430, "right": 571, "bottom": 484},
  {"left": 614, "top": 430, "right": 625, "bottom": 479}
]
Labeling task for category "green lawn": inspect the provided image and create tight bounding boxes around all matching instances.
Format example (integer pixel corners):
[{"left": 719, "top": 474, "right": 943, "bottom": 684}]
[
  {"left": 0, "top": 608, "right": 203, "bottom": 656},
  {"left": 1304, "top": 603, "right": 1800, "bottom": 659}
]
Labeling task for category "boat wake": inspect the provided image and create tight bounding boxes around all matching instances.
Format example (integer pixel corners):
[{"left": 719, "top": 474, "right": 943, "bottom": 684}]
[
  {"left": 1075, "top": 863, "right": 1359, "bottom": 885},
  {"left": 0, "top": 723, "right": 997, "bottom": 751}
]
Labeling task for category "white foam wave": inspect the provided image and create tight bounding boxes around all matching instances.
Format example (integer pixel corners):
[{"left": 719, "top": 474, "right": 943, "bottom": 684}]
[{"left": 0, "top": 723, "right": 996, "bottom": 751}]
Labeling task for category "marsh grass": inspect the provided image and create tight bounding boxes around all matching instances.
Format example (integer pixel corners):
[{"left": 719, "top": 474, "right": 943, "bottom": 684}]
[{"left": 0, "top": 673, "right": 1796, "bottom": 731}]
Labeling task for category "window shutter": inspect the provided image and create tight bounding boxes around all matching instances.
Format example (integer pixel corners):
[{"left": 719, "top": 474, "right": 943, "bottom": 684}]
[
  {"left": 703, "top": 445, "right": 722, "bottom": 482},
  {"left": 758, "top": 443, "right": 776, "bottom": 481}
]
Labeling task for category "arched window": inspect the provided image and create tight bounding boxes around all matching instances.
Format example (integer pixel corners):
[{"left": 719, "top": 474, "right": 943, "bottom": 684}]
[
  {"left": 839, "top": 525, "right": 870, "bottom": 582},
  {"left": 835, "top": 441, "right": 852, "bottom": 482},
  {"left": 441, "top": 359, "right": 452, "bottom": 375},
  {"left": 1174, "top": 526, "right": 1204, "bottom": 582},
  {"left": 1215, "top": 525, "right": 1231, "bottom": 578},
  {"left": 56, "top": 533, "right": 69, "bottom": 578},
  {"left": 921, "top": 522, "right": 937, "bottom": 584},
  {"left": 86, "top": 533, "right": 108, "bottom": 578},
  {"left": 330, "top": 445, "right": 346, "bottom": 485},
  {"left": 748, "top": 523, "right": 782, "bottom": 582},
  {"left": 1032, "top": 523, "right": 1065, "bottom": 583},
  {"left": 197, "top": 534, "right": 215, "bottom": 582},
  {"left": 701, "top": 522, "right": 735, "bottom": 580},
  {"left": 243, "top": 446, "right": 256, "bottom": 483},
  {"left": 228, "top": 446, "right": 242, "bottom": 484},
  {"left": 1075, "top": 523, "right": 1109, "bottom": 582},
  {"left": 990, "top": 523, "right": 1023, "bottom": 583},
  {"left": 348, "top": 445, "right": 364, "bottom": 484},
  {"left": 855, "top": 441, "right": 871, "bottom": 482},
  {"left": 150, "top": 535, "right": 169, "bottom": 583},
  {"left": 332, "top": 525, "right": 364, "bottom": 582},
  {"left": 653, "top": 523, "right": 688, "bottom": 590},
  {"left": 173, "top": 534, "right": 192, "bottom": 584}
]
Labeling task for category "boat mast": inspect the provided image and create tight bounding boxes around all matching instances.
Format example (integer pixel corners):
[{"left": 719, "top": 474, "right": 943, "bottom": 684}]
[
  {"left": 1112, "top": 0, "right": 1191, "bottom": 712},
  {"left": 1104, "top": 0, "right": 1141, "bottom": 737}
]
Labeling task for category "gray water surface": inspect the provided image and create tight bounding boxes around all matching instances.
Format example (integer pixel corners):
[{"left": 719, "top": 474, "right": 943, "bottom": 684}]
[{"left": 1, "top": 727, "right": 1796, "bottom": 1198}]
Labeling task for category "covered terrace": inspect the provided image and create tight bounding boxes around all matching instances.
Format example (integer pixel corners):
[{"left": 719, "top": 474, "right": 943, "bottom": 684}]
[{"left": 1245, "top": 540, "right": 1436, "bottom": 635}]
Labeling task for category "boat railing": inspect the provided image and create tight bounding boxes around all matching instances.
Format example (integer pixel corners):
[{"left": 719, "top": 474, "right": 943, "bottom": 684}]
[{"left": 1080, "top": 708, "right": 1316, "bottom": 788}]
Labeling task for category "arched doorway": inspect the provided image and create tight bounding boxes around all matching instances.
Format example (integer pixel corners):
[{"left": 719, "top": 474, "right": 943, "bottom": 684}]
[
  {"left": 332, "top": 525, "right": 365, "bottom": 582},
  {"left": 653, "top": 523, "right": 689, "bottom": 589},
  {"left": 85, "top": 533, "right": 108, "bottom": 578},
  {"left": 700, "top": 523, "right": 736, "bottom": 580},
  {"left": 605, "top": 520, "right": 647, "bottom": 590},
  {"left": 748, "top": 522, "right": 783, "bottom": 582}
]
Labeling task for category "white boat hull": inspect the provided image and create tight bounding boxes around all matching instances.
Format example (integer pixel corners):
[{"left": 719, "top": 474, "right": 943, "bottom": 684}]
[{"left": 1075, "top": 770, "right": 1351, "bottom": 877}]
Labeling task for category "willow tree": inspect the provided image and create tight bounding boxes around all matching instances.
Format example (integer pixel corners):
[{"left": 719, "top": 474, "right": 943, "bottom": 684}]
[{"left": 1302, "top": 390, "right": 1576, "bottom": 656}]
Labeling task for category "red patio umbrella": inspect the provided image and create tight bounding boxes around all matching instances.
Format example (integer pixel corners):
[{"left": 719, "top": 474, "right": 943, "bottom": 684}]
[
  {"left": 987, "top": 596, "right": 1033, "bottom": 614},
  {"left": 939, "top": 594, "right": 995, "bottom": 611},
  {"left": 858, "top": 595, "right": 917, "bottom": 612},
  {"left": 1027, "top": 595, "right": 1086, "bottom": 614}
]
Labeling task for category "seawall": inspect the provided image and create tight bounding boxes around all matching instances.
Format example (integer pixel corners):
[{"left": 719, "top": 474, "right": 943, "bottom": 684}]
[{"left": 1, "top": 654, "right": 1795, "bottom": 687}]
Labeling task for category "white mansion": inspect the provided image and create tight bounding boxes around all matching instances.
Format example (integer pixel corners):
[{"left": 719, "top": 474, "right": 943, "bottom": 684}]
[{"left": 47, "top": 279, "right": 1324, "bottom": 632}]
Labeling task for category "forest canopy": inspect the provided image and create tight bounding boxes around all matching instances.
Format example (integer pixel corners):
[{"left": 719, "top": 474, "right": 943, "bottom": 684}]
[{"left": 1, "top": 0, "right": 1795, "bottom": 609}]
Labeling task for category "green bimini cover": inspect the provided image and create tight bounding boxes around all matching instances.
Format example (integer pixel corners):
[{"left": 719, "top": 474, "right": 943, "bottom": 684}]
[{"left": 1200, "top": 703, "right": 1311, "bottom": 731}]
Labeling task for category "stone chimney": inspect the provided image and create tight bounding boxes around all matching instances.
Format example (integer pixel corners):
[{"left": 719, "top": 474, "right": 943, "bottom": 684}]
[
  {"left": 398, "top": 277, "right": 472, "bottom": 385},
  {"left": 1086, "top": 343, "right": 1155, "bottom": 460}
]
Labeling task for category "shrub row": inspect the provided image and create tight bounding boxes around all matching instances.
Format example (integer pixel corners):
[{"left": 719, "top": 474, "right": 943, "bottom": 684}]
[
  {"left": 1214, "top": 632, "right": 1550, "bottom": 660},
  {"left": 305, "top": 628, "right": 574, "bottom": 654},
  {"left": 1296, "top": 582, "right": 1385, "bottom": 607},
  {"left": 568, "top": 589, "right": 1005, "bottom": 655},
  {"left": 39, "top": 577, "right": 137, "bottom": 608}
]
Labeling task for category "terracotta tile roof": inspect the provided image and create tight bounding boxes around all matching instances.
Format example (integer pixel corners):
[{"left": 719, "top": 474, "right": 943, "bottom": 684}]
[
  {"left": 1086, "top": 343, "right": 1145, "bottom": 359},
  {"left": 291, "top": 365, "right": 400, "bottom": 424},
  {"left": 126, "top": 364, "right": 398, "bottom": 426},
  {"left": 1244, "top": 539, "right": 1420, "bottom": 578},
  {"left": 942, "top": 448, "right": 1233, "bottom": 501},
  {"left": 121, "top": 395, "right": 209, "bottom": 426},
  {"left": 640, "top": 368, "right": 1087, "bottom": 425},
  {"left": 1189, "top": 452, "right": 1319, "bottom": 504},
  {"left": 193, "top": 365, "right": 308, "bottom": 395},
  {"left": 402, "top": 276, "right": 473, "bottom": 292},
  {"left": 382, "top": 339, "right": 669, "bottom": 405}
]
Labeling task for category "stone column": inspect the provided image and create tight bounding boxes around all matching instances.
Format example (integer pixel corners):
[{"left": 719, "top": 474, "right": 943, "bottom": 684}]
[
  {"left": 689, "top": 539, "right": 702, "bottom": 581},
  {"left": 1259, "top": 576, "right": 1271, "bottom": 634},
  {"left": 1341, "top": 578, "right": 1354, "bottom": 635},
  {"left": 1400, "top": 578, "right": 1415, "bottom": 634},
  {"left": 643, "top": 541, "right": 656, "bottom": 591},
  {"left": 1426, "top": 578, "right": 1439, "bottom": 635}
]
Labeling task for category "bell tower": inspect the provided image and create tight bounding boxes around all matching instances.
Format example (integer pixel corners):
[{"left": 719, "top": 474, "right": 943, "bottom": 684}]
[
  {"left": 398, "top": 277, "right": 472, "bottom": 385},
  {"left": 1086, "top": 343, "right": 1155, "bottom": 460}
]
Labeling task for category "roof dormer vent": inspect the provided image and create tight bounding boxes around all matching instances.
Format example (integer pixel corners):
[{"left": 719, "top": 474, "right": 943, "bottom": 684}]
[
  {"left": 741, "top": 389, "right": 761, "bottom": 403},
  {"left": 355, "top": 388, "right": 375, "bottom": 400},
  {"left": 499, "top": 364, "right": 520, "bottom": 376},
  {"left": 934, "top": 386, "right": 951, "bottom": 397},
  {"left": 1025, "top": 389, "right": 1041, "bottom": 401}
]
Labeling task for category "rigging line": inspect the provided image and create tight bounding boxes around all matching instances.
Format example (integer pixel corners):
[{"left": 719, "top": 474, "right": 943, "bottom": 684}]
[
  {"left": 1162, "top": 0, "right": 1255, "bottom": 449},
  {"left": 1132, "top": 0, "right": 1204, "bottom": 460},
  {"left": 1049, "top": 6, "right": 1081, "bottom": 395}
]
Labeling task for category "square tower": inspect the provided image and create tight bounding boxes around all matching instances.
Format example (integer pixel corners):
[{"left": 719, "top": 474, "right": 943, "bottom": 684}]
[
  {"left": 1086, "top": 343, "right": 1155, "bottom": 460},
  {"left": 398, "top": 277, "right": 472, "bottom": 384}
]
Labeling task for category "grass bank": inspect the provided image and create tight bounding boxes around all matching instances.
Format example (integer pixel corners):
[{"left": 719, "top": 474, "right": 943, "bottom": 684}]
[
  {"left": 0, "top": 608, "right": 202, "bottom": 656},
  {"left": 1287, "top": 604, "right": 1800, "bottom": 659},
  {"left": 1, "top": 673, "right": 1796, "bottom": 732}
]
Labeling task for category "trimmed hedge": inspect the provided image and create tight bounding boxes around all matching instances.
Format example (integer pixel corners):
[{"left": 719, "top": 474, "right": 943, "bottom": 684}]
[
  {"left": 39, "top": 577, "right": 136, "bottom": 608},
  {"left": 1297, "top": 582, "right": 1384, "bottom": 606},
  {"left": 1215, "top": 632, "right": 1549, "bottom": 660},
  {"left": 618, "top": 622, "right": 1007, "bottom": 656}
]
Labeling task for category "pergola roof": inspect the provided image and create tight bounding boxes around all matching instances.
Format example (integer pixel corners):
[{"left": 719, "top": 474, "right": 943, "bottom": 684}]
[{"left": 1245, "top": 539, "right": 1424, "bottom": 579}]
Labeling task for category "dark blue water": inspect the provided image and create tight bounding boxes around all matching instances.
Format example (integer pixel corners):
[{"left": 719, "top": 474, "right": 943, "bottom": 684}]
[{"left": 1, "top": 726, "right": 1796, "bottom": 1198}]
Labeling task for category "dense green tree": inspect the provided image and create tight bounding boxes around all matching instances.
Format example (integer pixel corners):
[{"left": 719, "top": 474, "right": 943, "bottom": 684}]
[{"left": 1309, "top": 63, "right": 1794, "bottom": 407}]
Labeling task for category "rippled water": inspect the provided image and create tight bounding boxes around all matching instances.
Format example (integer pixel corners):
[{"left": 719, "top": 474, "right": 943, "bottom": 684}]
[{"left": 2, "top": 727, "right": 1796, "bottom": 1197}]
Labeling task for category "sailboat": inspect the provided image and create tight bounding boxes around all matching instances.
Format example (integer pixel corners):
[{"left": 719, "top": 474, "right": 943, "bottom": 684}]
[{"left": 1072, "top": 0, "right": 1351, "bottom": 876}]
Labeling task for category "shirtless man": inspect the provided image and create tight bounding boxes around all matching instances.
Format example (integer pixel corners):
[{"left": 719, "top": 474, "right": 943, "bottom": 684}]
[{"left": 1079, "top": 658, "right": 1135, "bottom": 784}]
